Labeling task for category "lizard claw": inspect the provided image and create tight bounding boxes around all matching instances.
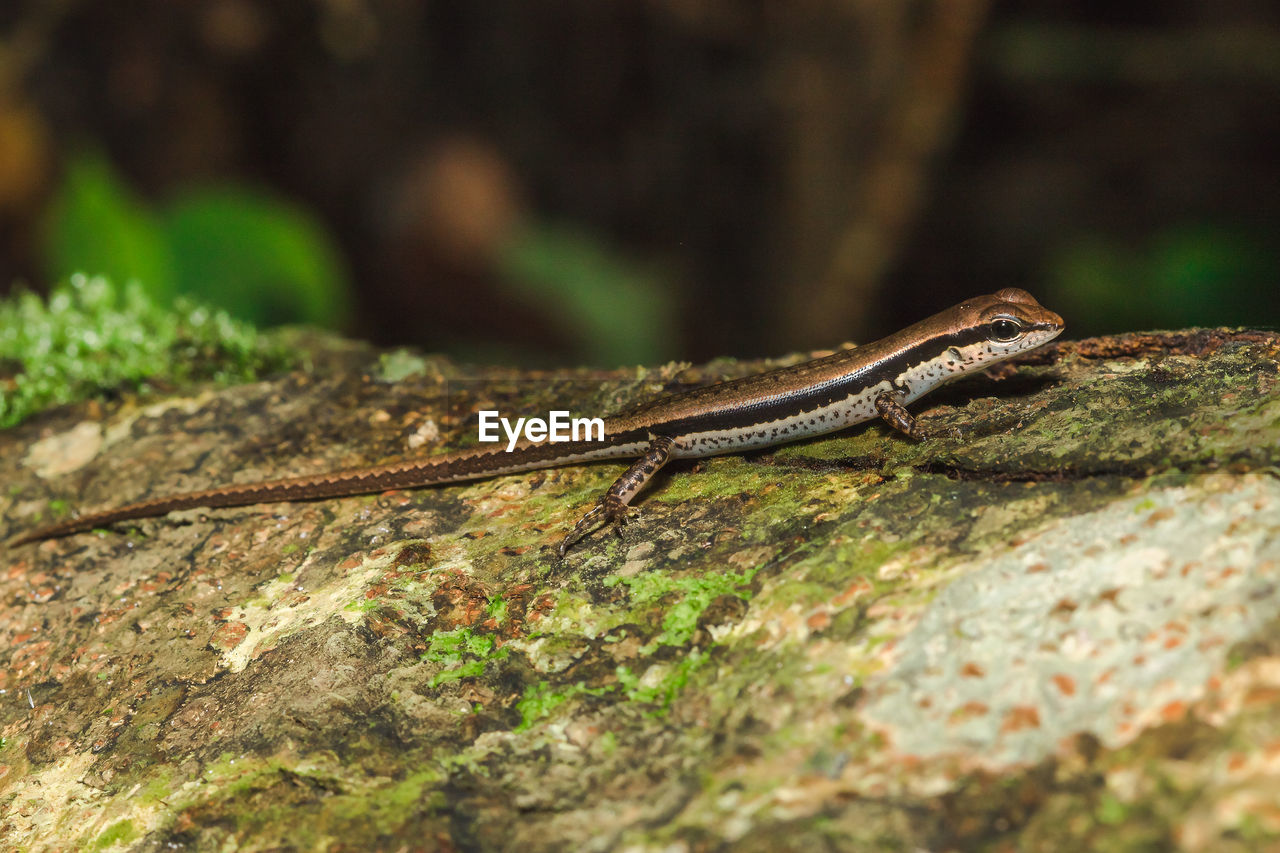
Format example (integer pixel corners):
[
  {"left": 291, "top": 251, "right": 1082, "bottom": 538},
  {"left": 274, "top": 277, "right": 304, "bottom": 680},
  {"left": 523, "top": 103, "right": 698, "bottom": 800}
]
[
  {"left": 557, "top": 495, "right": 637, "bottom": 557},
  {"left": 926, "top": 423, "right": 962, "bottom": 441},
  {"left": 612, "top": 506, "right": 641, "bottom": 540}
]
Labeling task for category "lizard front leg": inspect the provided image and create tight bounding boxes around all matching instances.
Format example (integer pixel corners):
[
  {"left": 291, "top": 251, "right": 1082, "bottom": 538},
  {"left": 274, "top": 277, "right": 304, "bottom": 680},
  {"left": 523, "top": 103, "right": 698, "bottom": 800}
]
[
  {"left": 874, "top": 389, "right": 927, "bottom": 440},
  {"left": 558, "top": 435, "right": 676, "bottom": 557},
  {"left": 874, "top": 388, "right": 961, "bottom": 441}
]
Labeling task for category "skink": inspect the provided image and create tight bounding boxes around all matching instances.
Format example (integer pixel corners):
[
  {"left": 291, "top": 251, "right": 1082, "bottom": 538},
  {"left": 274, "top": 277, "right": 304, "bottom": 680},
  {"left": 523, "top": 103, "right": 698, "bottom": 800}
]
[{"left": 10, "top": 288, "right": 1064, "bottom": 555}]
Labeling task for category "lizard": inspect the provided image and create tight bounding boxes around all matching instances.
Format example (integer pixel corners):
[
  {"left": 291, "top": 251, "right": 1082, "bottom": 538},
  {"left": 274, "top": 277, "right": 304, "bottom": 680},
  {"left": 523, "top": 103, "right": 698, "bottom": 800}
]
[{"left": 9, "top": 288, "right": 1064, "bottom": 556}]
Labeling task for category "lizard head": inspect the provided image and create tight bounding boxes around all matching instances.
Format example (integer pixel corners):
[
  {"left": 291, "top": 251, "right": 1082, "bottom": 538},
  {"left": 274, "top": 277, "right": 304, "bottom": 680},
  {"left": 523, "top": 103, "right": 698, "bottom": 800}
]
[
  {"left": 904, "top": 288, "right": 1064, "bottom": 380},
  {"left": 957, "top": 287, "right": 1064, "bottom": 361}
]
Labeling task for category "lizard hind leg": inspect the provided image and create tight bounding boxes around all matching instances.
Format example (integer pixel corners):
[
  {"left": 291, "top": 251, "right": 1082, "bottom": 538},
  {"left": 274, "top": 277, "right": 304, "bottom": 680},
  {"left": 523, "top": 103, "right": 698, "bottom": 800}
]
[{"left": 557, "top": 435, "right": 676, "bottom": 558}]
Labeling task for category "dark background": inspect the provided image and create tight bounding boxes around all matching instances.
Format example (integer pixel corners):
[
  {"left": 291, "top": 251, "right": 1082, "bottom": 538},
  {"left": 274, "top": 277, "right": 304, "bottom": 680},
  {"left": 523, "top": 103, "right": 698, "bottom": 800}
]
[{"left": 1, "top": 0, "right": 1277, "bottom": 367}]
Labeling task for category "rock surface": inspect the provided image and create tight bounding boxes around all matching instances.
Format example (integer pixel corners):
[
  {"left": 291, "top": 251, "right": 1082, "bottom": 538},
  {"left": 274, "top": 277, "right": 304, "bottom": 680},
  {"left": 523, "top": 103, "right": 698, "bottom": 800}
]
[{"left": 1, "top": 329, "right": 1278, "bottom": 851}]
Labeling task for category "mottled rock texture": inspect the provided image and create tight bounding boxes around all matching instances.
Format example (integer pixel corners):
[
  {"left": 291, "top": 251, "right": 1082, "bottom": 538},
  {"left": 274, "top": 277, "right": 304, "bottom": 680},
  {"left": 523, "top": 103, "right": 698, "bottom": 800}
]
[{"left": 1, "top": 328, "right": 1278, "bottom": 851}]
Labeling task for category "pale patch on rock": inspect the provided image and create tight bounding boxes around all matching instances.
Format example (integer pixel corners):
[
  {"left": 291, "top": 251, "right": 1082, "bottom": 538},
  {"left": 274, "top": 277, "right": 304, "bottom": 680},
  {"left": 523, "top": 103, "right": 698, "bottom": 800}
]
[
  {"left": 406, "top": 418, "right": 441, "bottom": 450},
  {"left": 859, "top": 472, "right": 1280, "bottom": 770},
  {"left": 25, "top": 421, "right": 103, "bottom": 477},
  {"left": 216, "top": 543, "right": 416, "bottom": 673}
]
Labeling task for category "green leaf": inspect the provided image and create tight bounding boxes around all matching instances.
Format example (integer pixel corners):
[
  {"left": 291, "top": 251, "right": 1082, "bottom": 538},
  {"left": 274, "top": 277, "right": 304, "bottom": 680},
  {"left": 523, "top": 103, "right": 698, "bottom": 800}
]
[
  {"left": 163, "top": 188, "right": 351, "bottom": 328},
  {"left": 498, "top": 223, "right": 673, "bottom": 366},
  {"left": 44, "top": 152, "right": 175, "bottom": 302},
  {"left": 43, "top": 152, "right": 351, "bottom": 330}
]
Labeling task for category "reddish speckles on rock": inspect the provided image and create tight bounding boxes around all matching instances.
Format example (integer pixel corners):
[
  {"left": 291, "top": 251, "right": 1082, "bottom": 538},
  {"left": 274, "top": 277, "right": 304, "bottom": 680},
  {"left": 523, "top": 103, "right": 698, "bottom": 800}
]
[
  {"left": 1051, "top": 598, "right": 1078, "bottom": 615},
  {"left": 1242, "top": 686, "right": 1280, "bottom": 708},
  {"left": 209, "top": 621, "right": 249, "bottom": 651},
  {"left": 1026, "top": 562, "right": 1049, "bottom": 574},
  {"left": 960, "top": 662, "right": 985, "bottom": 678},
  {"left": 338, "top": 556, "right": 362, "bottom": 570},
  {"left": 1051, "top": 674, "right": 1076, "bottom": 696},
  {"left": 1000, "top": 705, "right": 1041, "bottom": 733},
  {"left": 806, "top": 610, "right": 831, "bottom": 631},
  {"left": 949, "top": 701, "right": 989, "bottom": 723},
  {"left": 10, "top": 640, "right": 52, "bottom": 675},
  {"left": 832, "top": 578, "right": 873, "bottom": 607},
  {"left": 484, "top": 503, "right": 518, "bottom": 520},
  {"left": 1160, "top": 700, "right": 1188, "bottom": 722},
  {"left": 1144, "top": 508, "right": 1176, "bottom": 527},
  {"left": 365, "top": 613, "right": 407, "bottom": 641},
  {"left": 430, "top": 574, "right": 494, "bottom": 627},
  {"left": 528, "top": 594, "right": 556, "bottom": 618}
]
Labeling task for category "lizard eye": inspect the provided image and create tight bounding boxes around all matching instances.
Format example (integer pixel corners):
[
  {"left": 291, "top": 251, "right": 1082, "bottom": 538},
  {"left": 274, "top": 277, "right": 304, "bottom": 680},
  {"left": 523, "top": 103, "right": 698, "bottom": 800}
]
[{"left": 988, "top": 318, "right": 1023, "bottom": 342}]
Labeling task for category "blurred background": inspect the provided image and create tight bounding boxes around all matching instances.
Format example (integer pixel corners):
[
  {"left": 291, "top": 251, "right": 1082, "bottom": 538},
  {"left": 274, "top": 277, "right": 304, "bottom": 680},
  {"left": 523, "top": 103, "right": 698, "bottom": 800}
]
[{"left": 0, "top": 0, "right": 1277, "bottom": 369}]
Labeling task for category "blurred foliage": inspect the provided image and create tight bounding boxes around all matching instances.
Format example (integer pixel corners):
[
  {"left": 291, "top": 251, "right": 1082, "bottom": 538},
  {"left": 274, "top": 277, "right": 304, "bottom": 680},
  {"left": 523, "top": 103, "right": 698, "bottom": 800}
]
[
  {"left": 1046, "top": 225, "right": 1279, "bottom": 334},
  {"left": 45, "top": 152, "right": 351, "bottom": 329},
  {"left": 45, "top": 154, "right": 175, "bottom": 304},
  {"left": 0, "top": 274, "right": 295, "bottom": 428},
  {"left": 163, "top": 189, "right": 351, "bottom": 327},
  {"left": 498, "top": 223, "right": 672, "bottom": 366}
]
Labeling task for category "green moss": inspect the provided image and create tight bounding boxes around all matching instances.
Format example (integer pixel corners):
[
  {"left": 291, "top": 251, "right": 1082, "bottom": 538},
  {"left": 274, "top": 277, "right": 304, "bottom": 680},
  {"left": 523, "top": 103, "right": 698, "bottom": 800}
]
[
  {"left": 92, "top": 819, "right": 138, "bottom": 850},
  {"left": 374, "top": 349, "right": 430, "bottom": 383},
  {"left": 516, "top": 680, "right": 609, "bottom": 730},
  {"left": 429, "top": 659, "right": 489, "bottom": 685},
  {"left": 798, "top": 537, "right": 907, "bottom": 589},
  {"left": 0, "top": 275, "right": 294, "bottom": 429},
  {"left": 616, "top": 649, "right": 707, "bottom": 709},
  {"left": 422, "top": 628, "right": 509, "bottom": 687},
  {"left": 177, "top": 751, "right": 447, "bottom": 844},
  {"left": 363, "top": 768, "right": 446, "bottom": 829},
  {"left": 605, "top": 566, "right": 756, "bottom": 652},
  {"left": 486, "top": 594, "right": 509, "bottom": 624},
  {"left": 343, "top": 598, "right": 381, "bottom": 614},
  {"left": 1094, "top": 793, "right": 1128, "bottom": 825}
]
